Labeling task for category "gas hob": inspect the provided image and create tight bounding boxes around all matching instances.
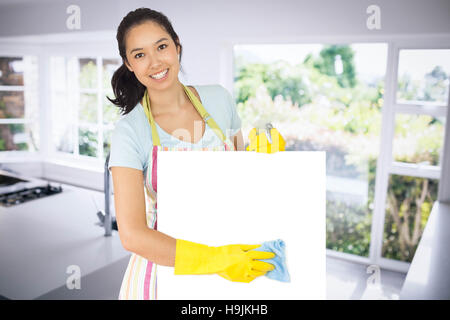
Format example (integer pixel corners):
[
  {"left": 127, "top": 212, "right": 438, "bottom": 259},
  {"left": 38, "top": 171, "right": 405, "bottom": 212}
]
[
  {"left": 0, "top": 184, "right": 63, "bottom": 207},
  {"left": 0, "top": 169, "right": 63, "bottom": 207}
]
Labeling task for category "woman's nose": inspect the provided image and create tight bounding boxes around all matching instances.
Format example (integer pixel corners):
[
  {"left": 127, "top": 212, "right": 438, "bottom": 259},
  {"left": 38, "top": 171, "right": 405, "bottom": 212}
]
[{"left": 148, "top": 54, "right": 162, "bottom": 70}]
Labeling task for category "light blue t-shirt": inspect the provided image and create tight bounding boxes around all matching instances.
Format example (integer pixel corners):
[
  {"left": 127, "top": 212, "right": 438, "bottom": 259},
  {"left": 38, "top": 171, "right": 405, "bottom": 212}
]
[{"left": 108, "top": 84, "right": 242, "bottom": 174}]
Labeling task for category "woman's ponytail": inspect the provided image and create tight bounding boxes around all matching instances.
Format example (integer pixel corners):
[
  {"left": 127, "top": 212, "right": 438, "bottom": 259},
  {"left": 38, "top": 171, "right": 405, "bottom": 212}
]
[{"left": 107, "top": 64, "right": 145, "bottom": 115}]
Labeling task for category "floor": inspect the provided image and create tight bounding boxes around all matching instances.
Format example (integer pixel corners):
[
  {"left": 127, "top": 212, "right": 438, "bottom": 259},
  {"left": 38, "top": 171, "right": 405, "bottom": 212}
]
[
  {"left": 1, "top": 255, "right": 407, "bottom": 300},
  {"left": 326, "top": 256, "right": 407, "bottom": 300}
]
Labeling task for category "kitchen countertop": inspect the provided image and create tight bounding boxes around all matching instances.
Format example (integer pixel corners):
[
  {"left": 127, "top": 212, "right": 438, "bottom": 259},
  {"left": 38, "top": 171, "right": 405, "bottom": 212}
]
[
  {"left": 400, "top": 201, "right": 450, "bottom": 299},
  {"left": 0, "top": 182, "right": 131, "bottom": 300}
]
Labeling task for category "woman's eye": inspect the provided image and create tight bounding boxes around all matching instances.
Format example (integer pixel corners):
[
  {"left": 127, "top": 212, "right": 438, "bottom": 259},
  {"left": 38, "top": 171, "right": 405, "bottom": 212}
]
[{"left": 134, "top": 45, "right": 166, "bottom": 59}]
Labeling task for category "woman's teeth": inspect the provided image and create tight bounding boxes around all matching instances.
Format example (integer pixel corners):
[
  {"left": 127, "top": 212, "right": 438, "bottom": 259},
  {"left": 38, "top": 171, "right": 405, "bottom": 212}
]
[{"left": 150, "top": 69, "right": 168, "bottom": 79}]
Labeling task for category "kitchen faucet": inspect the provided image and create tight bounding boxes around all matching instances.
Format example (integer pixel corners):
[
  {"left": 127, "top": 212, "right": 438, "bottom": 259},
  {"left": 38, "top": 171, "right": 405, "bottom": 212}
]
[{"left": 96, "top": 153, "right": 118, "bottom": 236}]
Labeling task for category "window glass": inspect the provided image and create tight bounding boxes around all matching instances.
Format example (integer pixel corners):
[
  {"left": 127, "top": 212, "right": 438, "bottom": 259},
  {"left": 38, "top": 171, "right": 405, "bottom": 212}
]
[
  {"left": 103, "top": 126, "right": 113, "bottom": 157},
  {"left": 79, "top": 58, "right": 97, "bottom": 89},
  {"left": 0, "top": 123, "right": 37, "bottom": 151},
  {"left": 0, "top": 56, "right": 39, "bottom": 152},
  {"left": 397, "top": 49, "right": 450, "bottom": 106},
  {"left": 51, "top": 56, "right": 119, "bottom": 159},
  {"left": 102, "top": 59, "right": 120, "bottom": 90},
  {"left": 0, "top": 57, "right": 24, "bottom": 86},
  {"left": 383, "top": 175, "right": 438, "bottom": 262},
  {"left": 103, "top": 92, "right": 120, "bottom": 125},
  {"left": 79, "top": 126, "right": 98, "bottom": 157},
  {"left": 392, "top": 114, "right": 445, "bottom": 166},
  {"left": 79, "top": 93, "right": 97, "bottom": 124},
  {"left": 234, "top": 43, "right": 388, "bottom": 257},
  {"left": 0, "top": 91, "right": 25, "bottom": 119}
]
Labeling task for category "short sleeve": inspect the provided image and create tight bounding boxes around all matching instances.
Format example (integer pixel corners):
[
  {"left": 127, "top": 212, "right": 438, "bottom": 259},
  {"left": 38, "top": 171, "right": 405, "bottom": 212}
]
[
  {"left": 223, "top": 86, "right": 242, "bottom": 137},
  {"left": 108, "top": 120, "right": 144, "bottom": 172}
]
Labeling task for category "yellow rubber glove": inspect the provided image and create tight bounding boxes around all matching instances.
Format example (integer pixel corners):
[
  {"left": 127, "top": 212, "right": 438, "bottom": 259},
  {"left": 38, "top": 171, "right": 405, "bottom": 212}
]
[
  {"left": 246, "top": 124, "right": 286, "bottom": 153},
  {"left": 174, "top": 239, "right": 276, "bottom": 283}
]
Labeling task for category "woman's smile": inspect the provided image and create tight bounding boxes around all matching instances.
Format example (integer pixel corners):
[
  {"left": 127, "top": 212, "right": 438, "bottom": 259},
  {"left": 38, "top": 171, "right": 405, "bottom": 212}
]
[{"left": 150, "top": 68, "right": 169, "bottom": 81}]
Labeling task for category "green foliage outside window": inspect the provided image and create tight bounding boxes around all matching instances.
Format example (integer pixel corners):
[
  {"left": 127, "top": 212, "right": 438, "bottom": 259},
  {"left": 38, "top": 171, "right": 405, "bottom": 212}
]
[
  {"left": 79, "top": 127, "right": 97, "bottom": 157},
  {"left": 235, "top": 45, "right": 444, "bottom": 262}
]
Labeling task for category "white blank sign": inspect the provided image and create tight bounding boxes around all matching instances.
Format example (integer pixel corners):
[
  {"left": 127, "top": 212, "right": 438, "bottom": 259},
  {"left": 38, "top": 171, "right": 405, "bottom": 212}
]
[{"left": 156, "top": 151, "right": 326, "bottom": 299}]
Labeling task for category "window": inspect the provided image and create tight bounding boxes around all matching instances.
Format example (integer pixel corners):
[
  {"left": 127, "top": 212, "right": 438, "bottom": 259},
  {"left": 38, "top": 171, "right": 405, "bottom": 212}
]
[
  {"left": 50, "top": 56, "right": 121, "bottom": 160},
  {"left": 392, "top": 114, "right": 445, "bottom": 166},
  {"left": 381, "top": 49, "right": 450, "bottom": 264},
  {"left": 0, "top": 56, "right": 39, "bottom": 152},
  {"left": 396, "top": 49, "right": 450, "bottom": 106},
  {"left": 233, "top": 42, "right": 450, "bottom": 271},
  {"left": 234, "top": 43, "right": 388, "bottom": 258},
  {"left": 383, "top": 175, "right": 438, "bottom": 262}
]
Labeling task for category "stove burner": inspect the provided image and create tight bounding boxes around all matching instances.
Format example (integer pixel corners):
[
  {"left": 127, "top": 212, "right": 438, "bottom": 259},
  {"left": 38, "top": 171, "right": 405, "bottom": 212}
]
[{"left": 0, "top": 185, "right": 63, "bottom": 207}]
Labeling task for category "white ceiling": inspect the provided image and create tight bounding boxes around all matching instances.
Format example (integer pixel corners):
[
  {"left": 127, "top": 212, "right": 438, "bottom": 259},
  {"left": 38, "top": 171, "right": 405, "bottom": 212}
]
[{"left": 0, "top": 0, "right": 56, "bottom": 6}]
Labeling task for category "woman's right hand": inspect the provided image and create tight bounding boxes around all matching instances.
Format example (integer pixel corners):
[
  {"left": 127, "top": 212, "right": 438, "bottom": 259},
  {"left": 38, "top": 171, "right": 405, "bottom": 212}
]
[
  {"left": 174, "top": 240, "right": 276, "bottom": 283},
  {"left": 214, "top": 244, "right": 275, "bottom": 283}
]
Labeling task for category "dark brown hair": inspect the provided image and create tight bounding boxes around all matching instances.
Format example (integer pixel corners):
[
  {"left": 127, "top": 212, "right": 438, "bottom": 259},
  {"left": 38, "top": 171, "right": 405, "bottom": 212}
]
[{"left": 107, "top": 8, "right": 184, "bottom": 115}]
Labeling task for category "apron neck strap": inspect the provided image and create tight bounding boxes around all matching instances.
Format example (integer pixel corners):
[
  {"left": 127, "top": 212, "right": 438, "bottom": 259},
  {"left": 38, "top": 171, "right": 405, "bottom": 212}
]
[
  {"left": 183, "top": 85, "right": 227, "bottom": 143},
  {"left": 142, "top": 84, "right": 228, "bottom": 147},
  {"left": 142, "top": 89, "right": 161, "bottom": 147}
]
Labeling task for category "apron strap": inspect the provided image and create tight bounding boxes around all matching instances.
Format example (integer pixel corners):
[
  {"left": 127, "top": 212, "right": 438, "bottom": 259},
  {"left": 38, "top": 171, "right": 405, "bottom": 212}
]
[
  {"left": 142, "top": 90, "right": 161, "bottom": 147},
  {"left": 183, "top": 84, "right": 227, "bottom": 143},
  {"left": 142, "top": 84, "right": 228, "bottom": 147}
]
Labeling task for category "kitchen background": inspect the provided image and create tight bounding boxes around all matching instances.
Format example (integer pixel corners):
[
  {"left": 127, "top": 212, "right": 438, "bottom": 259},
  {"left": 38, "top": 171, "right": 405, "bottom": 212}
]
[{"left": 0, "top": 0, "right": 449, "bottom": 299}]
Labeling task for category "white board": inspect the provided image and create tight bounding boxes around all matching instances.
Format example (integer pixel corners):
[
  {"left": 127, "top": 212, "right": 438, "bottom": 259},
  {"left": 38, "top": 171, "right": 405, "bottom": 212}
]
[{"left": 156, "top": 151, "right": 326, "bottom": 299}]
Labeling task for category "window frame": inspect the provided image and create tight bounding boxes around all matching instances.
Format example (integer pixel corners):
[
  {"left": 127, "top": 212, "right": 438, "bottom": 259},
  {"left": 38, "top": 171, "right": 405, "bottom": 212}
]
[
  {"left": 224, "top": 34, "right": 450, "bottom": 273},
  {"left": 50, "top": 55, "right": 120, "bottom": 161},
  {"left": 0, "top": 32, "right": 121, "bottom": 190},
  {"left": 372, "top": 40, "right": 450, "bottom": 273},
  {"left": 44, "top": 36, "right": 120, "bottom": 159},
  {"left": 0, "top": 47, "right": 41, "bottom": 158},
  {"left": 44, "top": 38, "right": 121, "bottom": 188}
]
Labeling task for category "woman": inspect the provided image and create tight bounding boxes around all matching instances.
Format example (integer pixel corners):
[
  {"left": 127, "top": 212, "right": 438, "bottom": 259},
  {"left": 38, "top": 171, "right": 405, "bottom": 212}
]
[{"left": 107, "top": 7, "right": 275, "bottom": 300}]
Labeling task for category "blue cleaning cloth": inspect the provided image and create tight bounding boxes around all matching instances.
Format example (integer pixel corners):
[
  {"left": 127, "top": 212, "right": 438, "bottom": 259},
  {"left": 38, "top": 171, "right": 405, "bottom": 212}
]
[{"left": 253, "top": 239, "right": 290, "bottom": 282}]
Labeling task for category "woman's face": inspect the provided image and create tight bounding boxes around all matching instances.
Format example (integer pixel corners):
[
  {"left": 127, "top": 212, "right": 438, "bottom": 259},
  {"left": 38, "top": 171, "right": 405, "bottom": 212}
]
[{"left": 124, "top": 21, "right": 180, "bottom": 91}]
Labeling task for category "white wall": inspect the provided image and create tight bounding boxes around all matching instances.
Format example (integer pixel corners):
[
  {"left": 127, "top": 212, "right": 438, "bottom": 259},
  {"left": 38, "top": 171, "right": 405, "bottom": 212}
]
[
  {"left": 1, "top": 0, "right": 450, "bottom": 86},
  {"left": 2, "top": 0, "right": 450, "bottom": 36}
]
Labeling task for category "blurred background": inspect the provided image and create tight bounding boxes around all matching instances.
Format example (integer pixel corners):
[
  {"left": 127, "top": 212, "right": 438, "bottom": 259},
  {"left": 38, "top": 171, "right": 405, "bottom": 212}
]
[{"left": 0, "top": 0, "right": 449, "bottom": 300}]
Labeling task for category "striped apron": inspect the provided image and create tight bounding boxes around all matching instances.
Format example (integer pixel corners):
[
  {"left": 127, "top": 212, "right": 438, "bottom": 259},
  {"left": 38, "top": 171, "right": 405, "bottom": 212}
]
[{"left": 118, "top": 84, "right": 236, "bottom": 300}]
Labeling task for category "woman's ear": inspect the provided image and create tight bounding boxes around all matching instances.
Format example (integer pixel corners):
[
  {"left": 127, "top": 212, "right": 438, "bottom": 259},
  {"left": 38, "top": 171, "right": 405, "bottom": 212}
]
[
  {"left": 124, "top": 59, "right": 133, "bottom": 72},
  {"left": 176, "top": 42, "right": 181, "bottom": 57}
]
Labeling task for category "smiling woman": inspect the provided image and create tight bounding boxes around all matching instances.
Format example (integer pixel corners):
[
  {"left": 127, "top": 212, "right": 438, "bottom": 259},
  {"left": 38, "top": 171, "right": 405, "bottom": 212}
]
[
  {"left": 106, "top": 8, "right": 273, "bottom": 301},
  {"left": 107, "top": 9, "right": 184, "bottom": 114}
]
